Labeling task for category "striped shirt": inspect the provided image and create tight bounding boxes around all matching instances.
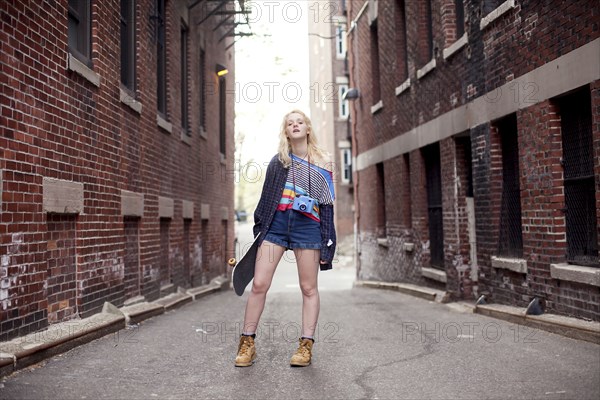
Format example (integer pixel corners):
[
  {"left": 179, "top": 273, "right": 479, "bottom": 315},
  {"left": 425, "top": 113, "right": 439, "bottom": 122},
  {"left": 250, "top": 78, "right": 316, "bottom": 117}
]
[
  {"left": 253, "top": 154, "right": 337, "bottom": 269},
  {"left": 277, "top": 154, "right": 335, "bottom": 221}
]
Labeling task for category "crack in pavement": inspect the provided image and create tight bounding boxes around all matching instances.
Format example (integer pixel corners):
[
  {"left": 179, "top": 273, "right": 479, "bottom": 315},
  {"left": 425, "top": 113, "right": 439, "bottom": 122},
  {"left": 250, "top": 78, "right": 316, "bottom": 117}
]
[{"left": 353, "top": 328, "right": 438, "bottom": 399}]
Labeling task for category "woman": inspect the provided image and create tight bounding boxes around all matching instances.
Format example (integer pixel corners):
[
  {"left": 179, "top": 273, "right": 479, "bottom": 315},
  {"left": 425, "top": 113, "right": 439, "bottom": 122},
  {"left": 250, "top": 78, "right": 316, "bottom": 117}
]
[{"left": 235, "top": 110, "right": 336, "bottom": 367}]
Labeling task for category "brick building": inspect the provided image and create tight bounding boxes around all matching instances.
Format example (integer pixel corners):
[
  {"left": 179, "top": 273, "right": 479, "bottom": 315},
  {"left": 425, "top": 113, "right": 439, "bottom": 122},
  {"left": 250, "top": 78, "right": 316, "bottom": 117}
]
[
  {"left": 307, "top": 0, "right": 354, "bottom": 255},
  {"left": 346, "top": 0, "right": 599, "bottom": 320},
  {"left": 0, "top": 0, "right": 239, "bottom": 341}
]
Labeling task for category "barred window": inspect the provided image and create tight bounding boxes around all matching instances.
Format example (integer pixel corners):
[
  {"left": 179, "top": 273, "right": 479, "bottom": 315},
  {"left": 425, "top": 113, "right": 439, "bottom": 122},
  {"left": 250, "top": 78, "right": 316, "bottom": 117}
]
[
  {"left": 497, "top": 115, "right": 523, "bottom": 258},
  {"left": 559, "top": 89, "right": 599, "bottom": 267},
  {"left": 424, "top": 143, "right": 444, "bottom": 269}
]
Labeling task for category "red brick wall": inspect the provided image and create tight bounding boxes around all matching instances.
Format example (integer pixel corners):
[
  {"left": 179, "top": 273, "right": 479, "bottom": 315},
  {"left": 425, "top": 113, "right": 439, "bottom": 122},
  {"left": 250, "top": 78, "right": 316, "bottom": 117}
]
[
  {"left": 440, "top": 136, "right": 474, "bottom": 298},
  {"left": 0, "top": 0, "right": 235, "bottom": 340},
  {"left": 350, "top": 0, "right": 600, "bottom": 155},
  {"left": 347, "top": 0, "right": 600, "bottom": 319},
  {"left": 123, "top": 218, "right": 140, "bottom": 300}
]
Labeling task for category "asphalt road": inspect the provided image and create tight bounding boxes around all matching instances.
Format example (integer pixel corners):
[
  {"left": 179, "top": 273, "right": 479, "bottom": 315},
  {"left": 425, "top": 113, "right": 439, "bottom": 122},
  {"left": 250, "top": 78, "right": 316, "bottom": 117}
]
[{"left": 1, "top": 223, "right": 599, "bottom": 399}]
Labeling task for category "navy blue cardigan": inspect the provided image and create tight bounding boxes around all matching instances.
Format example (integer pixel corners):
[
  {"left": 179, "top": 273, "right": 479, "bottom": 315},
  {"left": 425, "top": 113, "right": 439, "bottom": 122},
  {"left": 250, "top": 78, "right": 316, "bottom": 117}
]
[{"left": 253, "top": 155, "right": 336, "bottom": 270}]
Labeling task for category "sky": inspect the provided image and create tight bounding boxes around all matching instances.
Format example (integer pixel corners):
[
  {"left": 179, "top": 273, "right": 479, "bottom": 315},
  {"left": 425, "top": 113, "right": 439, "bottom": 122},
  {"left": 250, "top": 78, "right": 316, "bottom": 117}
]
[
  {"left": 234, "top": 0, "right": 311, "bottom": 167},
  {"left": 233, "top": 1, "right": 312, "bottom": 210}
]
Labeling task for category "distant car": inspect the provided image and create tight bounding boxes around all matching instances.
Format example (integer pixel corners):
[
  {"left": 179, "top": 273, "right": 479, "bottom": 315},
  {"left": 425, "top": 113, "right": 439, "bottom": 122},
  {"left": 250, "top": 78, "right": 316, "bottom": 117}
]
[{"left": 235, "top": 210, "right": 248, "bottom": 222}]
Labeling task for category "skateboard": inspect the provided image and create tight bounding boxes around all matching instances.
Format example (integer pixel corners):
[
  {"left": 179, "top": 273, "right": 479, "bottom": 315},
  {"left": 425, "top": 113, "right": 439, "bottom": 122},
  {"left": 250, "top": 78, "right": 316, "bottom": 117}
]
[{"left": 229, "top": 233, "right": 261, "bottom": 296}]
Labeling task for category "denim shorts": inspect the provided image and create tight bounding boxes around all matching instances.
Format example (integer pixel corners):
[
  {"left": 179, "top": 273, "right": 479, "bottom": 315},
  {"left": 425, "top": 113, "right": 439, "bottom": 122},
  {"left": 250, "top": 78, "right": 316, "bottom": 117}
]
[{"left": 264, "top": 209, "right": 321, "bottom": 250}]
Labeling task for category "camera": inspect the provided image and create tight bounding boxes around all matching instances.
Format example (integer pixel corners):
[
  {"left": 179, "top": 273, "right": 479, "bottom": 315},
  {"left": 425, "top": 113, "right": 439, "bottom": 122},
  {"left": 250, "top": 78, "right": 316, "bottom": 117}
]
[{"left": 292, "top": 195, "right": 316, "bottom": 213}]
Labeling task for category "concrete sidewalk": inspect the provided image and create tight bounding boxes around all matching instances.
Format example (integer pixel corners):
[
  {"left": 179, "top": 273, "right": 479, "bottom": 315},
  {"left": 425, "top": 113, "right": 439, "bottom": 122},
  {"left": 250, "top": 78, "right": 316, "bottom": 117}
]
[
  {"left": 355, "top": 280, "right": 600, "bottom": 345},
  {"left": 0, "top": 276, "right": 229, "bottom": 378}
]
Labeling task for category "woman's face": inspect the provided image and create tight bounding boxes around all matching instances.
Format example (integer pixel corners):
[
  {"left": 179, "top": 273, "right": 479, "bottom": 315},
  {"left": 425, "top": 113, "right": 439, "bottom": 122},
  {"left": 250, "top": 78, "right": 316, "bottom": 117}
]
[{"left": 285, "top": 113, "right": 309, "bottom": 141}]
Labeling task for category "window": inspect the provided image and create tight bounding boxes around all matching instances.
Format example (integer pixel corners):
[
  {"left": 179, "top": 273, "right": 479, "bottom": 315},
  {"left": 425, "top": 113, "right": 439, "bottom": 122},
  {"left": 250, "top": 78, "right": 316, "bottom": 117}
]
[
  {"left": 497, "top": 115, "right": 523, "bottom": 258},
  {"left": 402, "top": 153, "right": 412, "bottom": 228},
  {"left": 455, "top": 0, "right": 465, "bottom": 38},
  {"left": 160, "top": 218, "right": 170, "bottom": 285},
  {"left": 46, "top": 215, "right": 77, "bottom": 323},
  {"left": 123, "top": 217, "right": 140, "bottom": 298},
  {"left": 199, "top": 49, "right": 206, "bottom": 132},
  {"left": 424, "top": 144, "right": 444, "bottom": 269},
  {"left": 341, "top": 148, "right": 352, "bottom": 184},
  {"left": 335, "top": 24, "right": 346, "bottom": 59},
  {"left": 68, "top": 0, "right": 91, "bottom": 64},
  {"left": 219, "top": 76, "right": 226, "bottom": 156},
  {"left": 418, "top": 0, "right": 434, "bottom": 65},
  {"left": 181, "top": 22, "right": 189, "bottom": 134},
  {"left": 156, "top": 0, "right": 167, "bottom": 115},
  {"left": 395, "top": 0, "right": 408, "bottom": 82},
  {"left": 370, "top": 21, "right": 381, "bottom": 103},
  {"left": 559, "top": 89, "right": 598, "bottom": 267},
  {"left": 338, "top": 84, "right": 349, "bottom": 119},
  {"left": 483, "top": 0, "right": 503, "bottom": 14},
  {"left": 120, "top": 0, "right": 136, "bottom": 90},
  {"left": 376, "top": 162, "right": 386, "bottom": 237},
  {"left": 183, "top": 219, "right": 191, "bottom": 284}
]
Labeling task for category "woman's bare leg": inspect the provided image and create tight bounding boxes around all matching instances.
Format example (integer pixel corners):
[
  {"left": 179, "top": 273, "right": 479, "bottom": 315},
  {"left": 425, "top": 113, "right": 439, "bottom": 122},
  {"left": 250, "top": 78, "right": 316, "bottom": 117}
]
[
  {"left": 294, "top": 248, "right": 320, "bottom": 338},
  {"left": 242, "top": 241, "right": 286, "bottom": 334}
]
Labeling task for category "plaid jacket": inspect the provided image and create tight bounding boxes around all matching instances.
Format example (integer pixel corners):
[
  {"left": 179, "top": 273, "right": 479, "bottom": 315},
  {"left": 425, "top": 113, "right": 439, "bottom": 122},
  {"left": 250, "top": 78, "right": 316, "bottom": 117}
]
[{"left": 253, "top": 155, "right": 336, "bottom": 270}]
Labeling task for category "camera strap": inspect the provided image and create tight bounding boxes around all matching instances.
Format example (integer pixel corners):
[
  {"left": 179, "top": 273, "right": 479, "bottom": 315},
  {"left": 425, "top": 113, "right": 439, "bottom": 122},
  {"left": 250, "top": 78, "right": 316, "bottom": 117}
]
[{"left": 291, "top": 154, "right": 311, "bottom": 198}]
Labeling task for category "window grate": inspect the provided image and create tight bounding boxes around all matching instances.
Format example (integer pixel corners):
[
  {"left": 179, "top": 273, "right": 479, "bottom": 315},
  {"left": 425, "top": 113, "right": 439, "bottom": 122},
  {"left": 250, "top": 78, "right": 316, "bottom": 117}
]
[
  {"left": 560, "top": 89, "right": 599, "bottom": 267},
  {"left": 497, "top": 115, "right": 524, "bottom": 258},
  {"left": 424, "top": 144, "right": 444, "bottom": 269}
]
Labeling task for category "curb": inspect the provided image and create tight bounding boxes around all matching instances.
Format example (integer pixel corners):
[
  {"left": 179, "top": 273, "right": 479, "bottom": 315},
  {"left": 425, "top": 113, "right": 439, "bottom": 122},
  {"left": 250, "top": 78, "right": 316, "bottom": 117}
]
[
  {"left": 355, "top": 280, "right": 444, "bottom": 302},
  {"left": 356, "top": 279, "right": 600, "bottom": 345},
  {"left": 474, "top": 303, "right": 600, "bottom": 345},
  {"left": 0, "top": 279, "right": 230, "bottom": 378}
]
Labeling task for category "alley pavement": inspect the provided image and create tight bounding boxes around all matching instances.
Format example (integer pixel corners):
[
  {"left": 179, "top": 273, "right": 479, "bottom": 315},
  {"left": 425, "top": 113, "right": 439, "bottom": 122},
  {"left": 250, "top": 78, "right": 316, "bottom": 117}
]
[
  {"left": 1, "top": 277, "right": 600, "bottom": 399},
  {"left": 1, "top": 224, "right": 599, "bottom": 399}
]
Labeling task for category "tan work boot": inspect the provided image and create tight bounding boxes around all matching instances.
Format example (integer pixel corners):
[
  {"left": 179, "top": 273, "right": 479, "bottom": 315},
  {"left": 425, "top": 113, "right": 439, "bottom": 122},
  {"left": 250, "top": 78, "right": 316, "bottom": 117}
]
[
  {"left": 290, "top": 337, "right": 313, "bottom": 367},
  {"left": 235, "top": 335, "right": 256, "bottom": 367}
]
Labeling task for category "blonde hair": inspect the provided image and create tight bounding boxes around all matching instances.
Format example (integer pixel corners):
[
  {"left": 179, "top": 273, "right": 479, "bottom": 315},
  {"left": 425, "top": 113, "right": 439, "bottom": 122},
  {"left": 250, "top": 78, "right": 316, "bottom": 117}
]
[{"left": 277, "top": 109, "right": 330, "bottom": 169}]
